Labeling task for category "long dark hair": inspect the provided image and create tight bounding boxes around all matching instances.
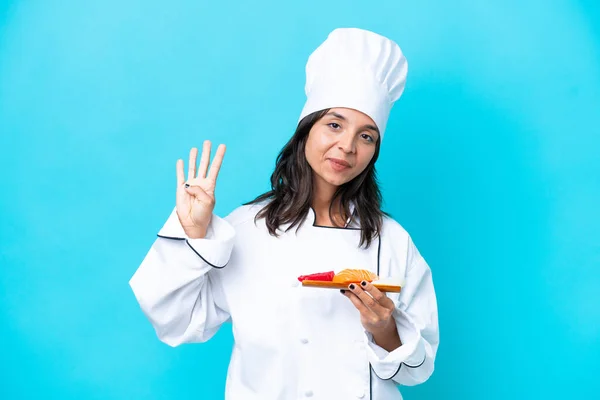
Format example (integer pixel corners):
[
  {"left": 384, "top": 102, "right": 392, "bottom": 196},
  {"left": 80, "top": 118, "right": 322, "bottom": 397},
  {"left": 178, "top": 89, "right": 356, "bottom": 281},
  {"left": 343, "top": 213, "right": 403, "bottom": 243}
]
[{"left": 245, "top": 109, "right": 386, "bottom": 248}]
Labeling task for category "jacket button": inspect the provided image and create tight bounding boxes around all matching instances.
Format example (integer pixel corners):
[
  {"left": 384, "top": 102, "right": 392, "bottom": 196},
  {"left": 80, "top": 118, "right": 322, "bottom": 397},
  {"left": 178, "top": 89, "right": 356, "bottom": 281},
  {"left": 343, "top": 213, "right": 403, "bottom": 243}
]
[
  {"left": 304, "top": 390, "right": 313, "bottom": 397},
  {"left": 300, "top": 338, "right": 309, "bottom": 344},
  {"left": 356, "top": 390, "right": 365, "bottom": 398}
]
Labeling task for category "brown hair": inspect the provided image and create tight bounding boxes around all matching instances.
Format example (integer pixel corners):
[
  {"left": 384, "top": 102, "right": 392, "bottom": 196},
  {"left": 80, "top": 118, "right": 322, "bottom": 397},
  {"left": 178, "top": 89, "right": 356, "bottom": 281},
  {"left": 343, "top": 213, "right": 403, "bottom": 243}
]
[{"left": 245, "top": 109, "right": 386, "bottom": 248}]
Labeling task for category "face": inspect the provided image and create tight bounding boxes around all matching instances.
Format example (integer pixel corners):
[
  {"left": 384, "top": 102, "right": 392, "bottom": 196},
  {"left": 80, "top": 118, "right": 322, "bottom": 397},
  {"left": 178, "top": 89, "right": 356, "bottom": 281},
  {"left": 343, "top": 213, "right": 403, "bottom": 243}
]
[{"left": 305, "top": 108, "right": 380, "bottom": 189}]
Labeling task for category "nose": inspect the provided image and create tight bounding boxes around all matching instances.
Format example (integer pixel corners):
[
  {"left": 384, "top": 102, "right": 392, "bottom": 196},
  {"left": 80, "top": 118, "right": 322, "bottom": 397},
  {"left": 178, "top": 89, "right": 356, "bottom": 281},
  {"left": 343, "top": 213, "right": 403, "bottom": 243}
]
[{"left": 337, "top": 131, "right": 356, "bottom": 154}]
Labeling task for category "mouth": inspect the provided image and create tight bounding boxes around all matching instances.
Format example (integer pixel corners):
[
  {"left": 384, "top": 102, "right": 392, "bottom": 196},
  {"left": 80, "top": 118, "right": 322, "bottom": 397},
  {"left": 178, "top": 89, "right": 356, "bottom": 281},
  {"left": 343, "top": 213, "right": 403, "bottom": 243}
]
[{"left": 328, "top": 158, "right": 352, "bottom": 171}]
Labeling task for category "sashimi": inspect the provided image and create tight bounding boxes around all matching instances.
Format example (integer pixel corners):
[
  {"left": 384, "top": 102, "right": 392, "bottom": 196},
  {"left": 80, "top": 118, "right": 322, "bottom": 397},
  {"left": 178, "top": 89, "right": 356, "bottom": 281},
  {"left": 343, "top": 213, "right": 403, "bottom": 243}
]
[
  {"left": 331, "top": 269, "right": 378, "bottom": 284},
  {"left": 299, "top": 269, "right": 400, "bottom": 292},
  {"left": 297, "top": 271, "right": 335, "bottom": 282}
]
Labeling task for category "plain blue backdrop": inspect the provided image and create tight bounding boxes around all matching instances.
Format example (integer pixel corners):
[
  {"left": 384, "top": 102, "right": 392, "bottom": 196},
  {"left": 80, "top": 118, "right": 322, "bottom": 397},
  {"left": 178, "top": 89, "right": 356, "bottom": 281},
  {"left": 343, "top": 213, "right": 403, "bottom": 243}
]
[{"left": 1, "top": 0, "right": 599, "bottom": 399}]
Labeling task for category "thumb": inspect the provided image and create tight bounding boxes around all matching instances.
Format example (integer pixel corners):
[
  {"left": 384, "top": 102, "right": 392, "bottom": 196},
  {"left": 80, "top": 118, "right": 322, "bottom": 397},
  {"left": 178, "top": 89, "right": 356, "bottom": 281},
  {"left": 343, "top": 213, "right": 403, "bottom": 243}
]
[{"left": 184, "top": 184, "right": 213, "bottom": 203}]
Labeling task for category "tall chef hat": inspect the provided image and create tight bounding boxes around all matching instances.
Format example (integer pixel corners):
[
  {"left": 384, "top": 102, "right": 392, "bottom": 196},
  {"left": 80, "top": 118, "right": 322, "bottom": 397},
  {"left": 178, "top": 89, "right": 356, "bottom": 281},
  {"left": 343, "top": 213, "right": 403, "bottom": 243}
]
[{"left": 298, "top": 28, "right": 408, "bottom": 140}]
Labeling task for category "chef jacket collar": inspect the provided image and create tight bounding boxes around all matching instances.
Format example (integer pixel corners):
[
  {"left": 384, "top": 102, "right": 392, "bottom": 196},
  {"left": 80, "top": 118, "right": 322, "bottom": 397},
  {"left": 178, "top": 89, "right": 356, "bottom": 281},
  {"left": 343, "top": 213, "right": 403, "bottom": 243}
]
[{"left": 307, "top": 201, "right": 359, "bottom": 229}]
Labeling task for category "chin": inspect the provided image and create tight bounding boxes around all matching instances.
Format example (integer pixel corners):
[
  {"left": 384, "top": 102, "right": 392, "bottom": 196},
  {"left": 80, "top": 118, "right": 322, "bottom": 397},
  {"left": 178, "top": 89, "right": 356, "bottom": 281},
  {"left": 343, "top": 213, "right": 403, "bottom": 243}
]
[{"left": 323, "top": 173, "right": 352, "bottom": 187}]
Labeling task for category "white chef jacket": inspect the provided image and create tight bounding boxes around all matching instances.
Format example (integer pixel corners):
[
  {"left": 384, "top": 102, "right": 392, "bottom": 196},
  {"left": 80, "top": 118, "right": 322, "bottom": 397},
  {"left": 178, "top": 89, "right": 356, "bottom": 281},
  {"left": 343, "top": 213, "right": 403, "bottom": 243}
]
[{"left": 129, "top": 201, "right": 439, "bottom": 399}]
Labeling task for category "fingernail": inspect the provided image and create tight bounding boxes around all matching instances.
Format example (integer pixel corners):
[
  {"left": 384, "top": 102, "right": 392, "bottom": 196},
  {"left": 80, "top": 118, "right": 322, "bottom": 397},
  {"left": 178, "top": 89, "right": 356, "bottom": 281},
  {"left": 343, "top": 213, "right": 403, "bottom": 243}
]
[
  {"left": 361, "top": 281, "right": 367, "bottom": 286},
  {"left": 184, "top": 183, "right": 189, "bottom": 188},
  {"left": 340, "top": 289, "right": 346, "bottom": 294},
  {"left": 349, "top": 284, "right": 355, "bottom": 290}
]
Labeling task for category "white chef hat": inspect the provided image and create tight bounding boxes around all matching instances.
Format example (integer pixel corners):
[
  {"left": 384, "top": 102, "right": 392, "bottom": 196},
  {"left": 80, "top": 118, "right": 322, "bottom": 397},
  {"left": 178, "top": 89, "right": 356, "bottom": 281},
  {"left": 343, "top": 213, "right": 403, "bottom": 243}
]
[{"left": 298, "top": 28, "right": 408, "bottom": 140}]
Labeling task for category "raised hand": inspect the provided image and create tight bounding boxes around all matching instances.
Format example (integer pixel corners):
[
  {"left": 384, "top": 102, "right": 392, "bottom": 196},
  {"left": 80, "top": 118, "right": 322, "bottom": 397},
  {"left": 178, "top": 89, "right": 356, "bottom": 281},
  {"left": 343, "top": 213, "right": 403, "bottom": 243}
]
[{"left": 175, "top": 140, "right": 226, "bottom": 238}]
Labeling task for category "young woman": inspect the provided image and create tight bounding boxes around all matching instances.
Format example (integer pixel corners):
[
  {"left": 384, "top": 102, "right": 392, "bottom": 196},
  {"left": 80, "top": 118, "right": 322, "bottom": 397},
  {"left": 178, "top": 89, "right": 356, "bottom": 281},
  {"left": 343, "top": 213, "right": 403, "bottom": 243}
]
[{"left": 130, "top": 27, "right": 439, "bottom": 400}]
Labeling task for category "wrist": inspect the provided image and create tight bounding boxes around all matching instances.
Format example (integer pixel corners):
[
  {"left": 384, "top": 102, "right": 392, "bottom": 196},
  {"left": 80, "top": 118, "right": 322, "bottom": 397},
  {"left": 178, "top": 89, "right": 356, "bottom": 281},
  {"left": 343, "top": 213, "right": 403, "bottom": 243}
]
[
  {"left": 370, "top": 319, "right": 402, "bottom": 352},
  {"left": 370, "top": 319, "right": 396, "bottom": 338},
  {"left": 183, "top": 226, "right": 208, "bottom": 239}
]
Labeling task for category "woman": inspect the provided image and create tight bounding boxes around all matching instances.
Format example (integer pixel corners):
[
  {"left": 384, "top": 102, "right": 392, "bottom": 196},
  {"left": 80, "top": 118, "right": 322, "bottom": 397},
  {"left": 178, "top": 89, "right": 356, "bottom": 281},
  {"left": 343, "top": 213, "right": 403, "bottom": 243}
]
[{"left": 130, "top": 28, "right": 439, "bottom": 399}]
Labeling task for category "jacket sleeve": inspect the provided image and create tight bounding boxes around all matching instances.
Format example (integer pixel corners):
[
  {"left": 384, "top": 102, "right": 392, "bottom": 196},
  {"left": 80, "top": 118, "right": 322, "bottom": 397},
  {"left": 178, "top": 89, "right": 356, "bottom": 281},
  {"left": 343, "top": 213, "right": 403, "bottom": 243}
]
[
  {"left": 364, "top": 235, "right": 440, "bottom": 386},
  {"left": 129, "top": 207, "right": 236, "bottom": 347}
]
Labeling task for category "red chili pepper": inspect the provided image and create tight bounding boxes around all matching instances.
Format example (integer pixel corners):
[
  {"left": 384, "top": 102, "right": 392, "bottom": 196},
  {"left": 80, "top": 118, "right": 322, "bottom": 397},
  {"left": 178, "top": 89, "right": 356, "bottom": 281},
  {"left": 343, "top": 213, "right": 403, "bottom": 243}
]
[{"left": 297, "top": 271, "right": 335, "bottom": 282}]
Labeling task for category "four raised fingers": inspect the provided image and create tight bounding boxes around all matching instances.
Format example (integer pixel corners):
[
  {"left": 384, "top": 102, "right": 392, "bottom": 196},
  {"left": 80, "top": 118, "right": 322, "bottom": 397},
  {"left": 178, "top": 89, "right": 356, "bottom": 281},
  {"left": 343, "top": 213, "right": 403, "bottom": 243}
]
[{"left": 178, "top": 142, "right": 226, "bottom": 185}]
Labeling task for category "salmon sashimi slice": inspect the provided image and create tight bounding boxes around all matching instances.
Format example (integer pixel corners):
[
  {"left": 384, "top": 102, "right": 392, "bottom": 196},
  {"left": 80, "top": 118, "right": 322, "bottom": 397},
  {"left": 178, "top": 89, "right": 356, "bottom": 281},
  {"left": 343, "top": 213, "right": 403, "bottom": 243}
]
[{"left": 331, "top": 269, "right": 379, "bottom": 284}]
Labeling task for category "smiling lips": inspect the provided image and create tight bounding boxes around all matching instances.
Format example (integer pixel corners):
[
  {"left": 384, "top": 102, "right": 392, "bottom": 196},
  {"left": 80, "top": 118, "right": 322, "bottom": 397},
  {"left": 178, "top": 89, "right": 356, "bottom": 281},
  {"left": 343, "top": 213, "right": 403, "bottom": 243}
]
[{"left": 328, "top": 158, "right": 351, "bottom": 172}]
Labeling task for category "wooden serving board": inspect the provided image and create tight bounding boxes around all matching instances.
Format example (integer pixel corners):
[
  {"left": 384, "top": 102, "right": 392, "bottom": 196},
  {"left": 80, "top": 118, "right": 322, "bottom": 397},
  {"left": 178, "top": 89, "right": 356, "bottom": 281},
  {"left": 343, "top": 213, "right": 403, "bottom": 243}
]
[{"left": 301, "top": 280, "right": 402, "bottom": 293}]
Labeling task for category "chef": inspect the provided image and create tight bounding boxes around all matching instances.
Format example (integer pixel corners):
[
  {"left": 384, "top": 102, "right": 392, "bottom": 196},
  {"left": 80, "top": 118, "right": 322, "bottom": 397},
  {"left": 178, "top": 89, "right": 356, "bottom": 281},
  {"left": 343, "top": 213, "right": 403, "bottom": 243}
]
[{"left": 129, "top": 27, "right": 439, "bottom": 399}]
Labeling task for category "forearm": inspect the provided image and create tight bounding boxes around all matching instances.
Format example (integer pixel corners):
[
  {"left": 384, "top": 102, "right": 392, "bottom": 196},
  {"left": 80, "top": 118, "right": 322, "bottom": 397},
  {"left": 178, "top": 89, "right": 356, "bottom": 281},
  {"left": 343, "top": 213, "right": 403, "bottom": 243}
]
[{"left": 371, "top": 318, "right": 402, "bottom": 352}]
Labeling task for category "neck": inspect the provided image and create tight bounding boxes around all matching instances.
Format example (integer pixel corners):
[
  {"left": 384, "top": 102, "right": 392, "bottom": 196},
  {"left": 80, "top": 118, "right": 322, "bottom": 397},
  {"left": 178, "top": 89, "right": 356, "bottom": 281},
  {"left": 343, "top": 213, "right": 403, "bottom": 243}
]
[{"left": 311, "top": 177, "right": 345, "bottom": 226}]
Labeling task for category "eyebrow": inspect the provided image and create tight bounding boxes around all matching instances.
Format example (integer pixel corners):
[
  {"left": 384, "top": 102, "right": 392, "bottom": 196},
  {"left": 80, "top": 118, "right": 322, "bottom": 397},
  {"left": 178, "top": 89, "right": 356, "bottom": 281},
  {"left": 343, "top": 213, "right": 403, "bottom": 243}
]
[{"left": 326, "top": 111, "right": 380, "bottom": 136}]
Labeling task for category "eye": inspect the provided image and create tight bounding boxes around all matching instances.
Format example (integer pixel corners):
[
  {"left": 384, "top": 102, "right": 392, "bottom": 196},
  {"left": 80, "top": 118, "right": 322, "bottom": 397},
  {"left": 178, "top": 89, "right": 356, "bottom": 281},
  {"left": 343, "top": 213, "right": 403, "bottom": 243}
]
[
  {"left": 361, "top": 133, "right": 374, "bottom": 143},
  {"left": 328, "top": 122, "right": 341, "bottom": 130}
]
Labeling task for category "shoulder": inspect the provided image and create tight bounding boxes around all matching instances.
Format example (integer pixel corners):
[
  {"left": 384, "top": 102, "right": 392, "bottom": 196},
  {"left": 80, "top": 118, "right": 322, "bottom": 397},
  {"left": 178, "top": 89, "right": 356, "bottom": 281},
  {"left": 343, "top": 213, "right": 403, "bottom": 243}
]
[
  {"left": 223, "top": 200, "right": 270, "bottom": 228},
  {"left": 381, "top": 214, "right": 430, "bottom": 271},
  {"left": 381, "top": 214, "right": 409, "bottom": 242}
]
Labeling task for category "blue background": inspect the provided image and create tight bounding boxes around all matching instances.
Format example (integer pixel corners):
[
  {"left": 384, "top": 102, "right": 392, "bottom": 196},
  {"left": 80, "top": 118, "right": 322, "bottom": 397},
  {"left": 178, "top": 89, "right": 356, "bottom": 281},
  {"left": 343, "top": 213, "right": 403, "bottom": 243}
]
[{"left": 1, "top": 0, "right": 599, "bottom": 399}]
